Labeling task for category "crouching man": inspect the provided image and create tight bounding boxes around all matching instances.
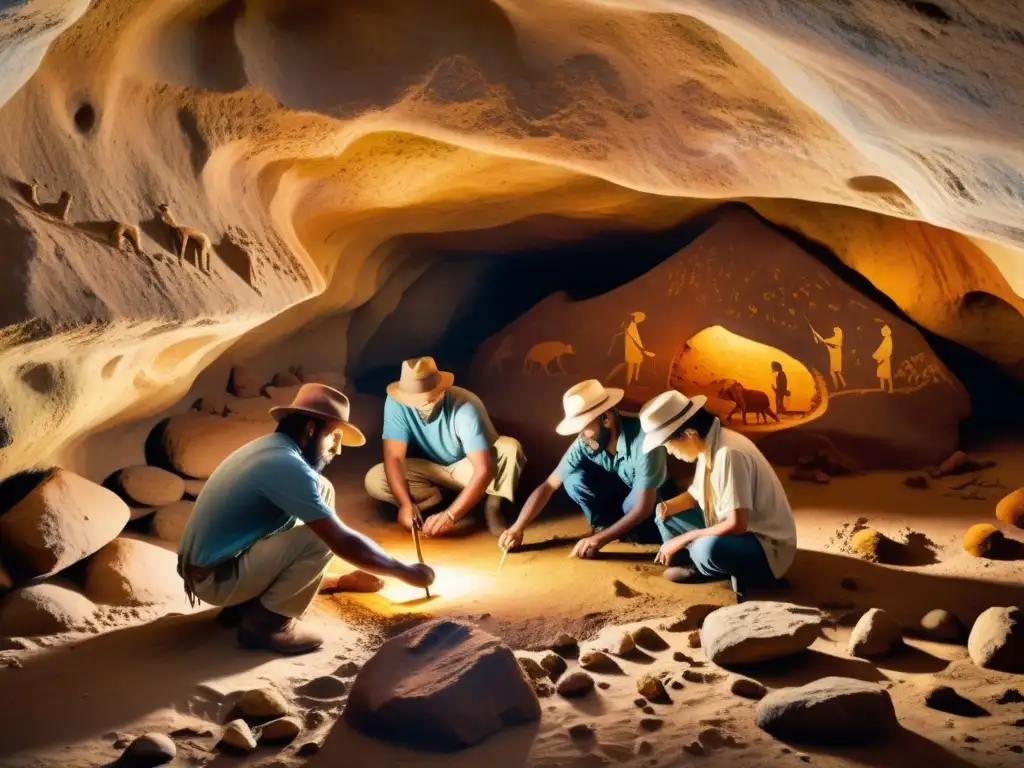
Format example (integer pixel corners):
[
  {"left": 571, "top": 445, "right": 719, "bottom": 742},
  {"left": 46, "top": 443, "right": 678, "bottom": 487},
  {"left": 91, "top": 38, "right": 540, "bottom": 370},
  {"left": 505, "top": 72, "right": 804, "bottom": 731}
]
[
  {"left": 638, "top": 390, "right": 796, "bottom": 597},
  {"left": 499, "top": 379, "right": 671, "bottom": 558},
  {"left": 364, "top": 356, "right": 525, "bottom": 538},
  {"left": 178, "top": 384, "right": 435, "bottom": 655}
]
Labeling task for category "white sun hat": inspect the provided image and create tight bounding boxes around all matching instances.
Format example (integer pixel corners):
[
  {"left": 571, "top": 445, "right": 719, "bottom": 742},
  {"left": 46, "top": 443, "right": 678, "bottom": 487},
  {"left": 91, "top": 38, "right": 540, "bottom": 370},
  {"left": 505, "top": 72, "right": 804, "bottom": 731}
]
[
  {"left": 555, "top": 379, "right": 625, "bottom": 436},
  {"left": 639, "top": 390, "right": 708, "bottom": 454}
]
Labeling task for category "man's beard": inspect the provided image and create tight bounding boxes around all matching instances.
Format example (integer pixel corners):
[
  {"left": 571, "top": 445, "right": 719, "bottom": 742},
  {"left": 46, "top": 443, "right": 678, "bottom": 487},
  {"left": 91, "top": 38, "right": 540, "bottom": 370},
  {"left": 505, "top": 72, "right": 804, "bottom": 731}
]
[
  {"left": 584, "top": 422, "right": 613, "bottom": 456},
  {"left": 304, "top": 445, "right": 337, "bottom": 473},
  {"left": 416, "top": 399, "right": 441, "bottom": 422}
]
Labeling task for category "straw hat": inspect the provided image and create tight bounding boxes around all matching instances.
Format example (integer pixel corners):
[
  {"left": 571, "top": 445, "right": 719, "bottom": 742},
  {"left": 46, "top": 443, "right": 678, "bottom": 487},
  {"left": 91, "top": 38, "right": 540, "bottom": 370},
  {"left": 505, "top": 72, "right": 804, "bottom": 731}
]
[
  {"left": 638, "top": 390, "right": 707, "bottom": 454},
  {"left": 555, "top": 379, "right": 625, "bottom": 436},
  {"left": 386, "top": 356, "right": 455, "bottom": 408},
  {"left": 269, "top": 383, "right": 367, "bottom": 447}
]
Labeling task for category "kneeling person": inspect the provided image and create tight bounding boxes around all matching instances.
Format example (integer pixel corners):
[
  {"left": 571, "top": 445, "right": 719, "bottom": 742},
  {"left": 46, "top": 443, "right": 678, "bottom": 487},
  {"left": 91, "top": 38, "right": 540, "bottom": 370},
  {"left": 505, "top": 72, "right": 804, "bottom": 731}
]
[
  {"left": 500, "top": 379, "right": 672, "bottom": 558},
  {"left": 639, "top": 390, "right": 796, "bottom": 594},
  {"left": 364, "top": 356, "right": 525, "bottom": 538},
  {"left": 178, "top": 384, "right": 434, "bottom": 655}
]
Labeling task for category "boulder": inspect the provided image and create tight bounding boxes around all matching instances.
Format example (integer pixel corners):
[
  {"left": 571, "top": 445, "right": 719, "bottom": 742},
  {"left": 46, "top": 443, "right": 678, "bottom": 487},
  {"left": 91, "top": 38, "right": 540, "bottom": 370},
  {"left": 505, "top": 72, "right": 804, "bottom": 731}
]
[
  {"left": 257, "top": 716, "right": 302, "bottom": 745},
  {"left": 0, "top": 580, "right": 97, "bottom": 636},
  {"left": 121, "top": 733, "right": 176, "bottom": 766},
  {"left": 343, "top": 620, "right": 541, "bottom": 750},
  {"left": 227, "top": 365, "right": 264, "bottom": 398},
  {"left": 967, "top": 607, "right": 1023, "bottom": 672},
  {"left": 182, "top": 478, "right": 206, "bottom": 499},
  {"left": 963, "top": 524, "right": 1002, "bottom": 558},
  {"left": 151, "top": 501, "right": 194, "bottom": 544},
  {"left": 848, "top": 609, "right": 903, "bottom": 657},
  {"left": 995, "top": 489, "right": 1024, "bottom": 529},
  {"left": 755, "top": 677, "right": 899, "bottom": 745},
  {"left": 580, "top": 650, "right": 621, "bottom": 674},
  {"left": 161, "top": 414, "right": 271, "bottom": 479},
  {"left": 84, "top": 537, "right": 182, "bottom": 606},
  {"left": 701, "top": 602, "right": 825, "bottom": 666},
  {"left": 115, "top": 466, "right": 184, "bottom": 507},
  {"left": 557, "top": 672, "right": 595, "bottom": 698},
  {"left": 919, "top": 609, "right": 966, "bottom": 643},
  {"left": 218, "top": 720, "right": 257, "bottom": 752},
  {"left": 0, "top": 469, "right": 130, "bottom": 581},
  {"left": 540, "top": 652, "right": 567, "bottom": 680},
  {"left": 517, "top": 656, "right": 548, "bottom": 680},
  {"left": 631, "top": 626, "right": 668, "bottom": 651}
]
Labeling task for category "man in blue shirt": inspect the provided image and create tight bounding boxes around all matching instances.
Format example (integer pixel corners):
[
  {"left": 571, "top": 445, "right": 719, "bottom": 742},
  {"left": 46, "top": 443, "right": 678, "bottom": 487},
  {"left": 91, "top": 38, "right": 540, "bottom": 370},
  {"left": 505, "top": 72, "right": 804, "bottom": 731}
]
[
  {"left": 178, "top": 384, "right": 434, "bottom": 655},
  {"left": 498, "top": 379, "right": 671, "bottom": 558},
  {"left": 364, "top": 357, "right": 525, "bottom": 539}
]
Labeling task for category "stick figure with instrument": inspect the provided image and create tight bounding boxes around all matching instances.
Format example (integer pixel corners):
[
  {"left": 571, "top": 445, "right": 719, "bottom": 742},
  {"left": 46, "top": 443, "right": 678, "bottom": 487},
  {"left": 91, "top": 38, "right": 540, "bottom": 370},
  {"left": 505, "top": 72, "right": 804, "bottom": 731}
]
[
  {"left": 805, "top": 314, "right": 846, "bottom": 390},
  {"left": 605, "top": 311, "right": 656, "bottom": 385}
]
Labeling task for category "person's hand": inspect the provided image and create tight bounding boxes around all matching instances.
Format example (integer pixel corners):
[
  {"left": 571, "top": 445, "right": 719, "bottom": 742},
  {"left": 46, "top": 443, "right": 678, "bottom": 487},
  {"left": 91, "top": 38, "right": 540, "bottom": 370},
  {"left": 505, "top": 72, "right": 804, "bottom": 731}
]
[
  {"left": 397, "top": 502, "right": 419, "bottom": 531},
  {"left": 499, "top": 527, "right": 523, "bottom": 551},
  {"left": 655, "top": 502, "right": 668, "bottom": 522},
  {"left": 401, "top": 563, "right": 436, "bottom": 588},
  {"left": 422, "top": 510, "right": 456, "bottom": 538},
  {"left": 654, "top": 534, "right": 693, "bottom": 566},
  {"left": 570, "top": 535, "right": 605, "bottom": 559}
]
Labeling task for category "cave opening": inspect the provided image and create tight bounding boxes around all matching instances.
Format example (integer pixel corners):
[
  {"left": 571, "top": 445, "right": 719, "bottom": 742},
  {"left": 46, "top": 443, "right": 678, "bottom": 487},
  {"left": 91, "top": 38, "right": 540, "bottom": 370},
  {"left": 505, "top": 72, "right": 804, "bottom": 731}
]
[{"left": 73, "top": 102, "right": 96, "bottom": 134}]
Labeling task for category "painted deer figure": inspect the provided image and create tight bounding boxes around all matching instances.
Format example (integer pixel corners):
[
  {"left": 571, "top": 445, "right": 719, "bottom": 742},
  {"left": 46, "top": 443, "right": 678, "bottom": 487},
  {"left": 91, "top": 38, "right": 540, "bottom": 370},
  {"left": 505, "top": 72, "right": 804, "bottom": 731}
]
[{"left": 158, "top": 203, "right": 211, "bottom": 272}]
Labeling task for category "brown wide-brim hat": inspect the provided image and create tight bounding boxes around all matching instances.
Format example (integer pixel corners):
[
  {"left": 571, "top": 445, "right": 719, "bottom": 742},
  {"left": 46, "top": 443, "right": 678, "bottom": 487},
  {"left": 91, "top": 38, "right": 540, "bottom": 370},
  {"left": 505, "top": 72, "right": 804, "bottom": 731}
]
[
  {"left": 268, "top": 383, "right": 367, "bottom": 447},
  {"left": 386, "top": 356, "right": 455, "bottom": 408}
]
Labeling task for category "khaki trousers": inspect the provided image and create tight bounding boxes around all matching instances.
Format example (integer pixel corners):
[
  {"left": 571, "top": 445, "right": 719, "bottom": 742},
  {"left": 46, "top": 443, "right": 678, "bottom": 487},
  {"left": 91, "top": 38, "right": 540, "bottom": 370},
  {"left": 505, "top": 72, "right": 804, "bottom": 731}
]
[
  {"left": 364, "top": 435, "right": 525, "bottom": 511},
  {"left": 189, "top": 475, "right": 336, "bottom": 619}
]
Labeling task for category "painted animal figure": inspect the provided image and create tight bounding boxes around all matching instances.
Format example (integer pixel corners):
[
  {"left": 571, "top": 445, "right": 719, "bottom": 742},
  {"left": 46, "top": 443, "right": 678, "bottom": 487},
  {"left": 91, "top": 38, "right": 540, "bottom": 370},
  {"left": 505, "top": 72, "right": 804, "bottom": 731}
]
[
  {"left": 523, "top": 341, "right": 575, "bottom": 374},
  {"left": 158, "top": 203, "right": 211, "bottom": 271},
  {"left": 110, "top": 222, "right": 142, "bottom": 253},
  {"left": 718, "top": 380, "right": 779, "bottom": 425}
]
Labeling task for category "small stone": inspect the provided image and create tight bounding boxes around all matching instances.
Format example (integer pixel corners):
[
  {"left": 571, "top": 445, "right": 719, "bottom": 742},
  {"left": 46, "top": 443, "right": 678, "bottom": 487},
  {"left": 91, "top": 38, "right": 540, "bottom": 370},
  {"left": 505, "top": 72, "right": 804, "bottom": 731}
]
[
  {"left": 296, "top": 741, "right": 320, "bottom": 756},
  {"left": 903, "top": 476, "right": 929, "bottom": 490},
  {"left": 1009, "top": 745, "right": 1023, "bottom": 754},
  {"left": 731, "top": 678, "right": 767, "bottom": 700},
  {"left": 122, "top": 733, "right": 176, "bottom": 765},
  {"left": 631, "top": 626, "right": 668, "bottom": 651},
  {"left": 639, "top": 717, "right": 663, "bottom": 732},
  {"left": 518, "top": 656, "right": 548, "bottom": 680},
  {"left": 848, "top": 608, "right": 903, "bottom": 657},
  {"left": 963, "top": 524, "right": 1004, "bottom": 558},
  {"left": 633, "top": 697, "right": 647, "bottom": 708},
  {"left": 996, "top": 688, "right": 1024, "bottom": 704},
  {"left": 919, "top": 610, "right": 966, "bottom": 643},
  {"left": 968, "top": 606, "right": 1024, "bottom": 672},
  {"left": 995, "top": 489, "right": 1024, "bottom": 528},
  {"left": 637, "top": 675, "right": 666, "bottom": 700},
  {"left": 924, "top": 685, "right": 989, "bottom": 717},
  {"left": 606, "top": 631, "right": 635, "bottom": 656},
  {"left": 682, "top": 669, "right": 722, "bottom": 684},
  {"left": 335, "top": 660, "right": 360, "bottom": 677},
  {"left": 840, "top": 578, "right": 858, "bottom": 591},
  {"left": 552, "top": 633, "right": 578, "bottom": 650},
  {"left": 580, "top": 650, "right": 621, "bottom": 673},
  {"left": 661, "top": 604, "right": 718, "bottom": 632},
  {"left": 568, "top": 723, "right": 595, "bottom": 740},
  {"left": 636, "top": 740, "right": 653, "bottom": 755},
  {"left": 683, "top": 740, "right": 705, "bottom": 755},
  {"left": 296, "top": 675, "right": 347, "bottom": 700},
  {"left": 755, "top": 678, "right": 899, "bottom": 745},
  {"left": 557, "top": 672, "right": 595, "bottom": 698},
  {"left": 218, "top": 720, "right": 257, "bottom": 752},
  {"left": 963, "top": 734, "right": 980, "bottom": 743},
  {"left": 258, "top": 716, "right": 302, "bottom": 745},
  {"left": 234, "top": 687, "right": 290, "bottom": 720},
  {"left": 642, "top": 705, "right": 655, "bottom": 715},
  {"left": 670, "top": 680, "right": 684, "bottom": 690},
  {"left": 596, "top": 681, "right": 610, "bottom": 690},
  {"left": 687, "top": 630, "right": 701, "bottom": 648},
  {"left": 613, "top": 580, "right": 638, "bottom": 598},
  {"left": 540, "top": 652, "right": 567, "bottom": 680}
]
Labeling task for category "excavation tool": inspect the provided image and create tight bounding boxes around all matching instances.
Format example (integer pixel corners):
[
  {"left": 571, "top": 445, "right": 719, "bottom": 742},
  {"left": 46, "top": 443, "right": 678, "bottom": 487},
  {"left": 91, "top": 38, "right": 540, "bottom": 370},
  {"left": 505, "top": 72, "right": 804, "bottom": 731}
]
[
  {"left": 497, "top": 544, "right": 510, "bottom": 574},
  {"left": 411, "top": 507, "right": 431, "bottom": 599}
]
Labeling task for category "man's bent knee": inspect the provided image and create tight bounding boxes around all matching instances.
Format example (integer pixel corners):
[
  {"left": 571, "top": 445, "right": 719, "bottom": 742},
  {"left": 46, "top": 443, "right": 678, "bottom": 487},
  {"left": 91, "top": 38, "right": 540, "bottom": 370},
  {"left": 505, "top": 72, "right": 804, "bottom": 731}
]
[{"left": 363, "top": 464, "right": 395, "bottom": 504}]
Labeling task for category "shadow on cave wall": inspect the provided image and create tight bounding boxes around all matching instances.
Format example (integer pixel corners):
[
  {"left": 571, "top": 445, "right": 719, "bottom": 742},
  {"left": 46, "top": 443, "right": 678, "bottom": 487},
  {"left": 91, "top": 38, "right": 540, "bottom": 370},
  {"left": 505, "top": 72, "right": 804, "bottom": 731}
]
[{"left": 352, "top": 202, "right": 1023, "bottom": 441}]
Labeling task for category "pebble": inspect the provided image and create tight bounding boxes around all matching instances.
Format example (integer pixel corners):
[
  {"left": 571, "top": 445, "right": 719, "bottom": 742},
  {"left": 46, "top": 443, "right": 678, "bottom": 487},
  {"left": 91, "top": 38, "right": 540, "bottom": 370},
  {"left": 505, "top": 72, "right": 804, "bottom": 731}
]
[
  {"left": 631, "top": 626, "right": 668, "bottom": 651},
  {"left": 637, "top": 675, "right": 666, "bottom": 700},
  {"left": 639, "top": 717, "right": 663, "bottom": 732},
  {"left": 580, "top": 650, "right": 621, "bottom": 673},
  {"left": 596, "top": 681, "right": 611, "bottom": 690},
  {"left": 540, "top": 652, "right": 567, "bottom": 680},
  {"left": 219, "top": 720, "right": 257, "bottom": 752},
  {"left": 642, "top": 705, "right": 655, "bottom": 715},
  {"left": 234, "top": 687, "right": 289, "bottom": 720},
  {"left": 557, "top": 671, "right": 595, "bottom": 698},
  {"left": 568, "top": 723, "right": 595, "bottom": 740},
  {"left": 633, "top": 698, "right": 647, "bottom": 708},
  {"left": 121, "top": 733, "right": 176, "bottom": 766},
  {"left": 731, "top": 678, "right": 768, "bottom": 700},
  {"left": 518, "top": 657, "right": 548, "bottom": 680},
  {"left": 670, "top": 680, "right": 684, "bottom": 690},
  {"left": 258, "top": 716, "right": 302, "bottom": 745}
]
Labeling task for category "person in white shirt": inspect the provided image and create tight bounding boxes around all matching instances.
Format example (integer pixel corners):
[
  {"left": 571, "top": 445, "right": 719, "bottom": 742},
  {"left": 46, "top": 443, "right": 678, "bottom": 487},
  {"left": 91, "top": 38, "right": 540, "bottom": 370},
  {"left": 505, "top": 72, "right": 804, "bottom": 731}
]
[{"left": 637, "top": 390, "right": 797, "bottom": 595}]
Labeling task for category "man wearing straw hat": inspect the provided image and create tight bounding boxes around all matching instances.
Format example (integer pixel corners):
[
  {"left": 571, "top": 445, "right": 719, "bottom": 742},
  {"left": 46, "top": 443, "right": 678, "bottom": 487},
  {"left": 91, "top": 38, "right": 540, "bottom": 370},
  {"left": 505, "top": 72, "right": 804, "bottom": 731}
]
[
  {"left": 637, "top": 389, "right": 796, "bottom": 595},
  {"left": 364, "top": 356, "right": 526, "bottom": 538},
  {"left": 498, "top": 379, "right": 671, "bottom": 558},
  {"left": 178, "top": 383, "right": 435, "bottom": 655}
]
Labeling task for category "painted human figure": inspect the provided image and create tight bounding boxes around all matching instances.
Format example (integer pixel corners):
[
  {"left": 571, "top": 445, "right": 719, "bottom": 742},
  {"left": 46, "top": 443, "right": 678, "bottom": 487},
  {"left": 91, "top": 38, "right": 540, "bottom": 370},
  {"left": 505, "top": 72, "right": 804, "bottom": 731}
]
[
  {"left": 771, "top": 361, "right": 788, "bottom": 416},
  {"left": 813, "top": 326, "right": 846, "bottom": 390},
  {"left": 623, "top": 311, "right": 655, "bottom": 384},
  {"left": 873, "top": 325, "right": 894, "bottom": 393}
]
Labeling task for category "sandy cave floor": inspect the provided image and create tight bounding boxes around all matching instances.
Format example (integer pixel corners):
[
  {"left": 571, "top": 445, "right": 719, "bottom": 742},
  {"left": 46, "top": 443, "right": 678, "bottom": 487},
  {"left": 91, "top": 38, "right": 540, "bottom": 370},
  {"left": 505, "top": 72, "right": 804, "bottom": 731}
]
[{"left": 0, "top": 443, "right": 1023, "bottom": 767}]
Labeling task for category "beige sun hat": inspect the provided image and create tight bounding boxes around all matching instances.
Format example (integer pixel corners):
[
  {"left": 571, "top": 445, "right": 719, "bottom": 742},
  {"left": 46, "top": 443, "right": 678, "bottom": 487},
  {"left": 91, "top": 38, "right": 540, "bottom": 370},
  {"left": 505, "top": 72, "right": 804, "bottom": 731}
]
[
  {"left": 386, "top": 356, "right": 455, "bottom": 408},
  {"left": 639, "top": 390, "right": 707, "bottom": 454},
  {"left": 555, "top": 379, "right": 625, "bottom": 436},
  {"left": 268, "top": 383, "right": 367, "bottom": 447}
]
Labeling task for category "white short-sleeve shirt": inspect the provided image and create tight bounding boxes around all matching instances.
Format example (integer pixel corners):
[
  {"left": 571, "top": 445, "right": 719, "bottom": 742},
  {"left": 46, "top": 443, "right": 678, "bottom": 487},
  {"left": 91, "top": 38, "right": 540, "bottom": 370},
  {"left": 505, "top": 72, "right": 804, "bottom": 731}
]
[{"left": 687, "top": 427, "right": 797, "bottom": 578}]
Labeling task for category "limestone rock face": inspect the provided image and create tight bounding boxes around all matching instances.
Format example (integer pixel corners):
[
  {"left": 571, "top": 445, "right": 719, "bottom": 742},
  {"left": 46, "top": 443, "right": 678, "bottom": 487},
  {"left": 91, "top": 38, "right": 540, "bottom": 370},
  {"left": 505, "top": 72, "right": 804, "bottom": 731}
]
[
  {"left": 0, "top": 469, "right": 129, "bottom": 581},
  {"left": 115, "top": 465, "right": 185, "bottom": 507},
  {"left": 701, "top": 602, "right": 825, "bottom": 666},
  {"left": 151, "top": 500, "right": 194, "bottom": 544},
  {"left": 968, "top": 607, "right": 1023, "bottom": 673},
  {"left": 161, "top": 414, "right": 271, "bottom": 479},
  {"left": 0, "top": 580, "right": 97, "bottom": 636},
  {"left": 84, "top": 537, "right": 182, "bottom": 606},
  {"left": 227, "top": 365, "right": 264, "bottom": 398},
  {"left": 755, "top": 677, "right": 899, "bottom": 745},
  {"left": 343, "top": 620, "right": 541, "bottom": 750}
]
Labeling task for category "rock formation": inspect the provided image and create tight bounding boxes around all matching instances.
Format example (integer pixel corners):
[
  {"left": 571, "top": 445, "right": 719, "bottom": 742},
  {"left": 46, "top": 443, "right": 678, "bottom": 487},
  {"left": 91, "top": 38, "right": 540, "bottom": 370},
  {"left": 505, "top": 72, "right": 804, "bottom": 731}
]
[{"left": 700, "top": 602, "right": 826, "bottom": 666}]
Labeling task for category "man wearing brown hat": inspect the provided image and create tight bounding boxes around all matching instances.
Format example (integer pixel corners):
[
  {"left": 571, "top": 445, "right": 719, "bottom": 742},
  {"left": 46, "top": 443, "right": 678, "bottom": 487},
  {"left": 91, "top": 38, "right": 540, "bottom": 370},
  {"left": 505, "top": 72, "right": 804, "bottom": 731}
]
[
  {"left": 178, "top": 383, "right": 435, "bottom": 655},
  {"left": 364, "top": 356, "right": 525, "bottom": 538},
  {"left": 498, "top": 379, "right": 671, "bottom": 558}
]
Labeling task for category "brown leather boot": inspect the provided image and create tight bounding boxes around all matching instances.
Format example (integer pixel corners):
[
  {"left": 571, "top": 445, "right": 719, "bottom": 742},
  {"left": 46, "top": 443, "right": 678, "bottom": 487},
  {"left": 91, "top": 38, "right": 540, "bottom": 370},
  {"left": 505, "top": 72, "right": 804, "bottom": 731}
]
[{"left": 237, "top": 602, "right": 323, "bottom": 655}]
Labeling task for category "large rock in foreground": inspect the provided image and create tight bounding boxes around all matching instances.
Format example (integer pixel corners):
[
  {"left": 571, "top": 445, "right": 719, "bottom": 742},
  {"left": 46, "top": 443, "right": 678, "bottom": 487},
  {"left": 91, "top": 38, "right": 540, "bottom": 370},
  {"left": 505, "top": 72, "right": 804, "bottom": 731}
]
[
  {"left": 968, "top": 606, "right": 1023, "bottom": 672},
  {"left": 84, "top": 537, "right": 183, "bottom": 606},
  {"left": 0, "top": 469, "right": 129, "bottom": 581},
  {"left": 161, "top": 414, "right": 271, "bottom": 479},
  {"left": 755, "top": 677, "right": 899, "bottom": 745},
  {"left": 701, "top": 602, "right": 825, "bottom": 666},
  {"left": 344, "top": 620, "right": 541, "bottom": 750},
  {"left": 0, "top": 580, "right": 97, "bottom": 636}
]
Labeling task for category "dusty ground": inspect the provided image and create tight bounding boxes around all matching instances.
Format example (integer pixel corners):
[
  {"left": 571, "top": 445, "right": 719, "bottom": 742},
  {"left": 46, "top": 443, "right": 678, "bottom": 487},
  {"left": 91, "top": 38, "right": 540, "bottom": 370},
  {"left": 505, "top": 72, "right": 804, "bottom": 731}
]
[{"left": 0, "top": 442, "right": 1022, "bottom": 768}]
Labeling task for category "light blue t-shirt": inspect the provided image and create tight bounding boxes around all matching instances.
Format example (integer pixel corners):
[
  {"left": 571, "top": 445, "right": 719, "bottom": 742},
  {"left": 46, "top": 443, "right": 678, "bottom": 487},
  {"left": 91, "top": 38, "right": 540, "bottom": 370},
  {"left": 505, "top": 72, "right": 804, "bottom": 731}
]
[
  {"left": 178, "top": 433, "right": 335, "bottom": 567},
  {"left": 382, "top": 386, "right": 497, "bottom": 466},
  {"left": 554, "top": 412, "right": 668, "bottom": 490}
]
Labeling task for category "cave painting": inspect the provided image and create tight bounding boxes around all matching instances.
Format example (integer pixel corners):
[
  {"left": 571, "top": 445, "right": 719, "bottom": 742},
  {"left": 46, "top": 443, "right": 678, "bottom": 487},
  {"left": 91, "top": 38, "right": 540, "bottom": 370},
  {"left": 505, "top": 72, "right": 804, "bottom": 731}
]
[
  {"left": 873, "top": 324, "right": 894, "bottom": 393},
  {"left": 158, "top": 203, "right": 212, "bottom": 272},
  {"left": 110, "top": 222, "right": 143, "bottom": 255},
  {"left": 718, "top": 380, "right": 779, "bottom": 425},
  {"left": 808, "top": 319, "right": 847, "bottom": 390},
  {"left": 522, "top": 340, "right": 575, "bottom": 374},
  {"left": 487, "top": 335, "right": 515, "bottom": 373},
  {"left": 771, "top": 361, "right": 789, "bottom": 416},
  {"left": 605, "top": 311, "right": 655, "bottom": 385}
]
